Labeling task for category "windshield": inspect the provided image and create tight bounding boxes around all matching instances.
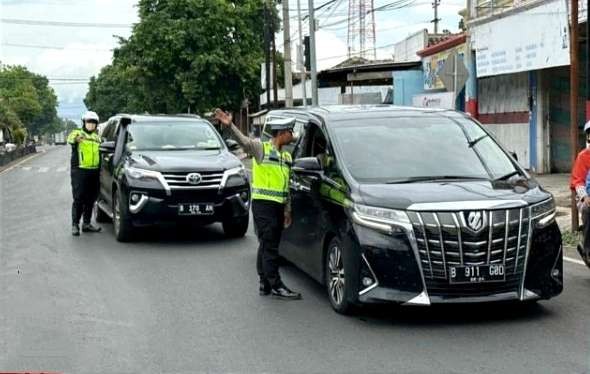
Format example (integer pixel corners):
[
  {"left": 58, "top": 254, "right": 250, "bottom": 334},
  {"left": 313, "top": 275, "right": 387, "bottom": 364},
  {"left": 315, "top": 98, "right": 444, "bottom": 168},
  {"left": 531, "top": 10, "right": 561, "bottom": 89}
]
[
  {"left": 331, "top": 115, "right": 518, "bottom": 183},
  {"left": 126, "top": 121, "right": 222, "bottom": 151}
]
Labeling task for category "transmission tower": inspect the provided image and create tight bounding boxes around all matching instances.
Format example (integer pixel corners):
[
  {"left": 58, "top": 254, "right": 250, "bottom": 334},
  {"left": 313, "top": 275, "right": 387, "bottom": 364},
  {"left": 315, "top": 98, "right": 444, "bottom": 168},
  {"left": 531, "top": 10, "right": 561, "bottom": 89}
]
[{"left": 347, "top": 0, "right": 376, "bottom": 60}]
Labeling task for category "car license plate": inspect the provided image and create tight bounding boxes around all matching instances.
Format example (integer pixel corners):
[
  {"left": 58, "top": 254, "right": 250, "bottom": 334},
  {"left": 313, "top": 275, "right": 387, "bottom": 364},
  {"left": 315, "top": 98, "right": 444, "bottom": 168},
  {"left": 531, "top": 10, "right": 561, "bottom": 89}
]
[
  {"left": 449, "top": 264, "right": 506, "bottom": 284},
  {"left": 178, "top": 203, "right": 214, "bottom": 216}
]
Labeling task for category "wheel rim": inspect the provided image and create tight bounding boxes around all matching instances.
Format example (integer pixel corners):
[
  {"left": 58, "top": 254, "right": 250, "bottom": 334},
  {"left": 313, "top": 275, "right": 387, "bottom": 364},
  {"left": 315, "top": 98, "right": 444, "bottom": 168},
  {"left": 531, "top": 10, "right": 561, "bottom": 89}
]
[
  {"left": 328, "top": 244, "right": 345, "bottom": 306},
  {"left": 113, "top": 194, "right": 121, "bottom": 234}
]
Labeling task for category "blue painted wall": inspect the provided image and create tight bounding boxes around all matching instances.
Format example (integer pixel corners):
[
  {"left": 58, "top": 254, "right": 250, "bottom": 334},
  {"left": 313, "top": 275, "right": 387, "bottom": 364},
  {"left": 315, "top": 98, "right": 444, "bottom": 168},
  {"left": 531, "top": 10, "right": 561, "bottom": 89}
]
[{"left": 393, "top": 70, "right": 425, "bottom": 106}]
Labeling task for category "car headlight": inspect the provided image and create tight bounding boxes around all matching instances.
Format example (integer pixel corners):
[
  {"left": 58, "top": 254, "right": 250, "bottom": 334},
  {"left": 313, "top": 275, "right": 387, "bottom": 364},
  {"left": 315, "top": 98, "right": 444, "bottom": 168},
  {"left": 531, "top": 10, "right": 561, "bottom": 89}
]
[
  {"left": 221, "top": 166, "right": 247, "bottom": 188},
  {"left": 352, "top": 203, "right": 410, "bottom": 234},
  {"left": 531, "top": 198, "right": 556, "bottom": 228},
  {"left": 125, "top": 166, "right": 162, "bottom": 182}
]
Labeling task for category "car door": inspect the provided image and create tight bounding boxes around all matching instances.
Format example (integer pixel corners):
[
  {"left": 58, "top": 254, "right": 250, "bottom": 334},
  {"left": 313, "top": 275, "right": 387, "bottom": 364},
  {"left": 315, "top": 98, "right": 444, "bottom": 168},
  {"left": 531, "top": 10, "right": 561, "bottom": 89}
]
[
  {"left": 99, "top": 119, "right": 119, "bottom": 207},
  {"left": 280, "top": 123, "right": 329, "bottom": 281}
]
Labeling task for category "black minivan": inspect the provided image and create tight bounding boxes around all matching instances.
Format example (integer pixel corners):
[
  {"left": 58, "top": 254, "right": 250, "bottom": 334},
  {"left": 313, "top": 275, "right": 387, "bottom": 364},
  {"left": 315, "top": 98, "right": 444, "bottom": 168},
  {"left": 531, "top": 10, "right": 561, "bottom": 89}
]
[{"left": 269, "top": 105, "right": 562, "bottom": 314}]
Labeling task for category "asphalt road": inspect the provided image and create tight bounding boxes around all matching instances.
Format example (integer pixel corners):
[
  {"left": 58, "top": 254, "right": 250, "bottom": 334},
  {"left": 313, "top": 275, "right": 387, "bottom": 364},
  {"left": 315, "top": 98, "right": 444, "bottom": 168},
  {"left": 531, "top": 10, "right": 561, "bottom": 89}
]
[{"left": 1, "top": 146, "right": 589, "bottom": 374}]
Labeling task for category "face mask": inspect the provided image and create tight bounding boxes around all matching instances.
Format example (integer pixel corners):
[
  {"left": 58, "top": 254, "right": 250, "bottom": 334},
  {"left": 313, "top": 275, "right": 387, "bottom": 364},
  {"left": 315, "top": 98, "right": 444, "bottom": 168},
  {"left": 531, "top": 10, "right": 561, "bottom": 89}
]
[{"left": 85, "top": 122, "right": 97, "bottom": 132}]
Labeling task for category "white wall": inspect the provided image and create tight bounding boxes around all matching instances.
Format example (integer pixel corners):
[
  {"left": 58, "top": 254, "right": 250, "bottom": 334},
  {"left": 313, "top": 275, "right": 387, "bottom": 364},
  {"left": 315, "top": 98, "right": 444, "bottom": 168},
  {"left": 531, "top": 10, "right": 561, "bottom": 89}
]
[{"left": 483, "top": 123, "right": 530, "bottom": 169}]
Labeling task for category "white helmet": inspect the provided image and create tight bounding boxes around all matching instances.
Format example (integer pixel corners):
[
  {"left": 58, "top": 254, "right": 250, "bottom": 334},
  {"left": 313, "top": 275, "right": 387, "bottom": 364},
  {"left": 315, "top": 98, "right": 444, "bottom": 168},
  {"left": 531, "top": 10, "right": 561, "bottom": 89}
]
[
  {"left": 584, "top": 120, "right": 590, "bottom": 133},
  {"left": 82, "top": 111, "right": 99, "bottom": 123}
]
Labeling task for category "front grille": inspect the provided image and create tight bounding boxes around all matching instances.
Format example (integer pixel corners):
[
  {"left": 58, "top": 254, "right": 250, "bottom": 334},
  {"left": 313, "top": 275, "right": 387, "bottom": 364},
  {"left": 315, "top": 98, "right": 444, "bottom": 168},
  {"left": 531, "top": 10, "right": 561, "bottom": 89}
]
[
  {"left": 162, "top": 170, "right": 224, "bottom": 190},
  {"left": 407, "top": 208, "right": 530, "bottom": 297}
]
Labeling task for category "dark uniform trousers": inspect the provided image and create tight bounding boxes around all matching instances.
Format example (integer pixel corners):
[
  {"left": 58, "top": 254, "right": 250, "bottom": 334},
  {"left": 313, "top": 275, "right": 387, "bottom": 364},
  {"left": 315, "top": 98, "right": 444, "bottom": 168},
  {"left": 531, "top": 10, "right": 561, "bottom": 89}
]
[
  {"left": 252, "top": 199, "right": 285, "bottom": 288},
  {"left": 71, "top": 168, "right": 100, "bottom": 225}
]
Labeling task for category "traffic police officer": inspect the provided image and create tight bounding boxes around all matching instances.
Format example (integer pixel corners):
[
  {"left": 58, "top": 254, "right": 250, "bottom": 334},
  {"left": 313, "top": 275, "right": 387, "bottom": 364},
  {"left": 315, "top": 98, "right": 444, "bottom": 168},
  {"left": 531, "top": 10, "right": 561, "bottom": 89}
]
[
  {"left": 67, "top": 111, "right": 102, "bottom": 236},
  {"left": 214, "top": 108, "right": 302, "bottom": 300}
]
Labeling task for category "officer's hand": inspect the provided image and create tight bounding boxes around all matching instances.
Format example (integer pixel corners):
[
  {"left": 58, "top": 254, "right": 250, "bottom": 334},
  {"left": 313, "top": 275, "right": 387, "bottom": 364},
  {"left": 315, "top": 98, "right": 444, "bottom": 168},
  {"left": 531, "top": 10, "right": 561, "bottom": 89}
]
[
  {"left": 75, "top": 135, "right": 86, "bottom": 143},
  {"left": 284, "top": 211, "right": 292, "bottom": 228},
  {"left": 214, "top": 108, "right": 232, "bottom": 128}
]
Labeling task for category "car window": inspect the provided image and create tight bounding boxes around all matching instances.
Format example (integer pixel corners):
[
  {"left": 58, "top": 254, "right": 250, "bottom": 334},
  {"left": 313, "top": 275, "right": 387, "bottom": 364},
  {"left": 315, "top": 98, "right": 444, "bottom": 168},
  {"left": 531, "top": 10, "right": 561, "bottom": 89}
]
[
  {"left": 330, "top": 115, "right": 517, "bottom": 183},
  {"left": 125, "top": 121, "right": 222, "bottom": 151}
]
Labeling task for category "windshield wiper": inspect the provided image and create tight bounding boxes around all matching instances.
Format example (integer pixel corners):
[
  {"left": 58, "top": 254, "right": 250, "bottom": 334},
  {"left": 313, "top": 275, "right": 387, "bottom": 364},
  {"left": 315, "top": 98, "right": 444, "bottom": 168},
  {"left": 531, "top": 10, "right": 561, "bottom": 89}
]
[
  {"left": 493, "top": 170, "right": 521, "bottom": 182},
  {"left": 386, "top": 176, "right": 487, "bottom": 184},
  {"left": 468, "top": 134, "right": 489, "bottom": 148},
  {"left": 199, "top": 146, "right": 221, "bottom": 150}
]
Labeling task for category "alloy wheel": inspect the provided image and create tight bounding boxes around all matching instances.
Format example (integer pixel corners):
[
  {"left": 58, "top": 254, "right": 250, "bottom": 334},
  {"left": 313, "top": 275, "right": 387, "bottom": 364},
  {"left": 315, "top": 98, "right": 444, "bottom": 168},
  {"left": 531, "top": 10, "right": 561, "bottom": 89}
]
[{"left": 328, "top": 244, "right": 345, "bottom": 306}]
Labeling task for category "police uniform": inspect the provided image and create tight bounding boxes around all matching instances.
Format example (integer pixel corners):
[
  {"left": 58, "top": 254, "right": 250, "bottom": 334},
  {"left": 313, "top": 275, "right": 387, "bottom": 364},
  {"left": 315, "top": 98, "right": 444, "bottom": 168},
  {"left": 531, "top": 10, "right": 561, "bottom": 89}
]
[
  {"left": 67, "top": 126, "right": 101, "bottom": 234},
  {"left": 227, "top": 117, "right": 302, "bottom": 299}
]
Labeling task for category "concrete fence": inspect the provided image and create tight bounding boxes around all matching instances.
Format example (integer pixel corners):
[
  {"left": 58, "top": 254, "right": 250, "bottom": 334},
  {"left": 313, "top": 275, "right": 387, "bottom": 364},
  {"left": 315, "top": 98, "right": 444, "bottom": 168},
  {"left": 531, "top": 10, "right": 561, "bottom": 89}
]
[{"left": 0, "top": 145, "right": 37, "bottom": 167}]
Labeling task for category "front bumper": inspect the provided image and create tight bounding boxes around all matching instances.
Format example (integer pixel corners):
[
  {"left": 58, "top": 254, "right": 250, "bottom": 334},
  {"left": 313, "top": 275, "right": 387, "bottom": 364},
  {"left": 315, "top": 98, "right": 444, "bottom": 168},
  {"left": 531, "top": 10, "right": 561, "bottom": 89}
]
[
  {"left": 352, "top": 219, "right": 563, "bottom": 306},
  {"left": 124, "top": 184, "right": 250, "bottom": 226}
]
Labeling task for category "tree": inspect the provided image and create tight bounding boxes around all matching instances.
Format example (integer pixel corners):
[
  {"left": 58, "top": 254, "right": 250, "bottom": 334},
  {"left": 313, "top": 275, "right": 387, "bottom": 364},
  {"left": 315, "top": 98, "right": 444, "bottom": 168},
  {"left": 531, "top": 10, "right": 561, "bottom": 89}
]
[{"left": 86, "top": 0, "right": 273, "bottom": 117}]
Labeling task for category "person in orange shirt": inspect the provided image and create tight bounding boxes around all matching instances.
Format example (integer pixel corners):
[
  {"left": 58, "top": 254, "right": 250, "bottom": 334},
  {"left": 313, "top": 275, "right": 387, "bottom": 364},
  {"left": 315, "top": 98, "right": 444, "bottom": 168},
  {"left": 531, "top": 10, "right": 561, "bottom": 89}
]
[{"left": 570, "top": 121, "right": 590, "bottom": 267}]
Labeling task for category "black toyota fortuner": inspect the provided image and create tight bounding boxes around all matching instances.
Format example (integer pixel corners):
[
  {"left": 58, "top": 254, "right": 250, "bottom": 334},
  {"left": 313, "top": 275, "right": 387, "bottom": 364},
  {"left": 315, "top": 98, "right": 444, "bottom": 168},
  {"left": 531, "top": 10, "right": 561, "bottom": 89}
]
[
  {"left": 266, "top": 105, "right": 562, "bottom": 314},
  {"left": 96, "top": 114, "right": 250, "bottom": 241}
]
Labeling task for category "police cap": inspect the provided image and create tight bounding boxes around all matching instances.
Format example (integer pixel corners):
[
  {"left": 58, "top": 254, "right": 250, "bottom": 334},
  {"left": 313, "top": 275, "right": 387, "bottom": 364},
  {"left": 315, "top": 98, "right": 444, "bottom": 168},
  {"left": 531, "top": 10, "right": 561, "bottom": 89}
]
[{"left": 266, "top": 117, "right": 296, "bottom": 131}]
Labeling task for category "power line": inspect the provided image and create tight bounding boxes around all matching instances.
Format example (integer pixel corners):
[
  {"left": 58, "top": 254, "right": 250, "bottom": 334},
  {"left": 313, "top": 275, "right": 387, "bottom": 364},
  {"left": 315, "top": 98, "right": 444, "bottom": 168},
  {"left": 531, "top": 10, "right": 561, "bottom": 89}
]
[
  {"left": 2, "top": 42, "right": 113, "bottom": 52},
  {"left": 0, "top": 18, "right": 132, "bottom": 28}
]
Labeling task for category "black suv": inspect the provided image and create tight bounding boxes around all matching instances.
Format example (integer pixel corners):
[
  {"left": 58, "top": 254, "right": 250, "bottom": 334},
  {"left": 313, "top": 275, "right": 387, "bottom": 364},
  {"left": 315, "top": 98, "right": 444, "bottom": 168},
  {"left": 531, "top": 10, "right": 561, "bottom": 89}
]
[
  {"left": 266, "top": 105, "right": 562, "bottom": 314},
  {"left": 96, "top": 114, "right": 250, "bottom": 241}
]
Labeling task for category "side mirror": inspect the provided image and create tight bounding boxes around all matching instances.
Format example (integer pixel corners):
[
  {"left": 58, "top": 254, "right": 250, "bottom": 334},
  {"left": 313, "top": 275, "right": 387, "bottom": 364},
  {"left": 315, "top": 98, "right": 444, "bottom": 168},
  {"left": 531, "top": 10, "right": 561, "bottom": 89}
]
[
  {"left": 99, "top": 141, "right": 116, "bottom": 153},
  {"left": 292, "top": 157, "right": 323, "bottom": 173},
  {"left": 225, "top": 138, "right": 240, "bottom": 151},
  {"left": 510, "top": 151, "right": 518, "bottom": 161}
]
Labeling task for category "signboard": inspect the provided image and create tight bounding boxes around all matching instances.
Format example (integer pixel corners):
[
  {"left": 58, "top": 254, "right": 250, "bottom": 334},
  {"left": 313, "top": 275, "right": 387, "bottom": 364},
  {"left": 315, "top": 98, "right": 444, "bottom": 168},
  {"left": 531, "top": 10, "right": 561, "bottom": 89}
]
[
  {"left": 422, "top": 44, "right": 466, "bottom": 90},
  {"left": 439, "top": 51, "right": 469, "bottom": 95},
  {"left": 472, "top": 0, "right": 570, "bottom": 78},
  {"left": 412, "top": 92, "right": 455, "bottom": 109}
]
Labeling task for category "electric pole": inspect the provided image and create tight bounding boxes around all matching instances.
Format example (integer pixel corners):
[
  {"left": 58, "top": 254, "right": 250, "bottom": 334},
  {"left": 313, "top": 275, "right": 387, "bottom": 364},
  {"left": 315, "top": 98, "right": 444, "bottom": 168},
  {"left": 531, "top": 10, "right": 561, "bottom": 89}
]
[
  {"left": 308, "top": 0, "right": 318, "bottom": 106},
  {"left": 432, "top": 0, "right": 441, "bottom": 34},
  {"left": 282, "top": 0, "right": 293, "bottom": 107},
  {"left": 297, "top": 0, "right": 307, "bottom": 107},
  {"left": 570, "top": 0, "right": 580, "bottom": 230},
  {"left": 271, "top": 9, "right": 278, "bottom": 107},
  {"left": 264, "top": 3, "right": 271, "bottom": 108}
]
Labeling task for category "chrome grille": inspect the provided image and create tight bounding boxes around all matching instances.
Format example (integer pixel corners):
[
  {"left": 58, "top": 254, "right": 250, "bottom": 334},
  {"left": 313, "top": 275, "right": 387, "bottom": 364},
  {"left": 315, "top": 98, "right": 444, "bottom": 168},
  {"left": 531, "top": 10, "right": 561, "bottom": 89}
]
[
  {"left": 162, "top": 170, "right": 224, "bottom": 190},
  {"left": 407, "top": 208, "right": 530, "bottom": 297}
]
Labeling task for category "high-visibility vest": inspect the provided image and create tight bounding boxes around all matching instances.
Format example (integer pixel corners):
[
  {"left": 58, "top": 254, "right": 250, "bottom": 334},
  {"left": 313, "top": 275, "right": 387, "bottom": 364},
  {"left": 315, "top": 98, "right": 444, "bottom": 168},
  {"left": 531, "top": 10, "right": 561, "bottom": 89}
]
[
  {"left": 251, "top": 142, "right": 292, "bottom": 204},
  {"left": 67, "top": 129, "right": 101, "bottom": 169}
]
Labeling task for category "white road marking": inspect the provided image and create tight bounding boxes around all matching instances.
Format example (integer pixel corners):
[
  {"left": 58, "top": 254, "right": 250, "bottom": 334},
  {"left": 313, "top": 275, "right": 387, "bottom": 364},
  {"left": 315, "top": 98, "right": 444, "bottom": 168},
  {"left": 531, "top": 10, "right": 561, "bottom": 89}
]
[
  {"left": 564, "top": 256, "right": 587, "bottom": 266},
  {"left": 56, "top": 166, "right": 67, "bottom": 172},
  {"left": 0, "top": 152, "right": 44, "bottom": 175},
  {"left": 22, "top": 167, "right": 32, "bottom": 171},
  {"left": 38, "top": 167, "right": 49, "bottom": 173}
]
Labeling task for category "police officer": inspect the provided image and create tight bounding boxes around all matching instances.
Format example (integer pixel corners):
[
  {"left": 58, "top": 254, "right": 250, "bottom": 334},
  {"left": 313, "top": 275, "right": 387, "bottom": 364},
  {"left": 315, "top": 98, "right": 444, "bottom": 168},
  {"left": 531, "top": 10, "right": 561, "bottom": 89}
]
[
  {"left": 68, "top": 111, "right": 102, "bottom": 236},
  {"left": 215, "top": 108, "right": 301, "bottom": 300}
]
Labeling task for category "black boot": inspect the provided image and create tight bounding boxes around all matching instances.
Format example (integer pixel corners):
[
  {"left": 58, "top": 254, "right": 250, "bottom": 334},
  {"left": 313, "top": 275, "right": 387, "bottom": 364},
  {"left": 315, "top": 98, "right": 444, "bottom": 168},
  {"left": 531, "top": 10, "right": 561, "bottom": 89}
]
[
  {"left": 577, "top": 244, "right": 590, "bottom": 268},
  {"left": 271, "top": 284, "right": 302, "bottom": 300},
  {"left": 259, "top": 279, "right": 271, "bottom": 296},
  {"left": 82, "top": 223, "right": 102, "bottom": 233},
  {"left": 72, "top": 225, "right": 80, "bottom": 236}
]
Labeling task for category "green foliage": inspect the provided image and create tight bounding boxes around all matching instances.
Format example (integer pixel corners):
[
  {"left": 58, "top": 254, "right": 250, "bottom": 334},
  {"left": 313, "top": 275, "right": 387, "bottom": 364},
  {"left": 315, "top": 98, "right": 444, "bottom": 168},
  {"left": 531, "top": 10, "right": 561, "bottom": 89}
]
[
  {"left": 85, "top": 0, "right": 272, "bottom": 119},
  {"left": 0, "top": 64, "right": 59, "bottom": 138}
]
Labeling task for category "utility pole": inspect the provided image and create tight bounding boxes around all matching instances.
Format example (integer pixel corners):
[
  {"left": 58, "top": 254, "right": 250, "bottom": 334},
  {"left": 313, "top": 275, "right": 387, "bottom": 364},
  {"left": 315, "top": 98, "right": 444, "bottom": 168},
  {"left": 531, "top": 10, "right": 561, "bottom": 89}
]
[
  {"left": 308, "top": 0, "right": 319, "bottom": 106},
  {"left": 297, "top": 0, "right": 307, "bottom": 107},
  {"left": 264, "top": 3, "right": 271, "bottom": 108},
  {"left": 271, "top": 11, "right": 278, "bottom": 107},
  {"left": 282, "top": 0, "right": 293, "bottom": 107},
  {"left": 432, "top": 0, "right": 441, "bottom": 34},
  {"left": 570, "top": 0, "right": 580, "bottom": 230}
]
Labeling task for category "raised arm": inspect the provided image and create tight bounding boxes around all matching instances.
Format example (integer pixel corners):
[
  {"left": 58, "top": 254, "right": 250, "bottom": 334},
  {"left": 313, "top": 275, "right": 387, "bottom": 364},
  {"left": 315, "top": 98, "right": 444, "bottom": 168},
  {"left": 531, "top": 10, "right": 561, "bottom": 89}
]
[{"left": 215, "top": 108, "right": 264, "bottom": 164}]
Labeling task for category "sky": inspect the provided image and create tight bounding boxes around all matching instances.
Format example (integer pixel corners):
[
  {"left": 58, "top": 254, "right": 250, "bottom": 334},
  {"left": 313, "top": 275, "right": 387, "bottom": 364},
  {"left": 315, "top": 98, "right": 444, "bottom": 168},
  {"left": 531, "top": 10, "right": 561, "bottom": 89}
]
[{"left": 0, "top": 0, "right": 463, "bottom": 121}]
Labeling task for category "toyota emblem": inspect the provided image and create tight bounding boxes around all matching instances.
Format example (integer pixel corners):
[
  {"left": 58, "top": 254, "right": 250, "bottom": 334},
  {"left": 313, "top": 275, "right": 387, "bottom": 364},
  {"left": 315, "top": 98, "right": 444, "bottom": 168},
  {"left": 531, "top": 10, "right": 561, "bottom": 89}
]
[
  {"left": 186, "top": 173, "right": 202, "bottom": 185},
  {"left": 465, "top": 211, "right": 485, "bottom": 232}
]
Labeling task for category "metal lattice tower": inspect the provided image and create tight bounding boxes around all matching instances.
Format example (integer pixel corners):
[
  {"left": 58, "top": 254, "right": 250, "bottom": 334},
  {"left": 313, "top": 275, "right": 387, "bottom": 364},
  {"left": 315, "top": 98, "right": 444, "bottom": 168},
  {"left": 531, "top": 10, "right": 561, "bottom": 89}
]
[{"left": 347, "top": 0, "right": 376, "bottom": 59}]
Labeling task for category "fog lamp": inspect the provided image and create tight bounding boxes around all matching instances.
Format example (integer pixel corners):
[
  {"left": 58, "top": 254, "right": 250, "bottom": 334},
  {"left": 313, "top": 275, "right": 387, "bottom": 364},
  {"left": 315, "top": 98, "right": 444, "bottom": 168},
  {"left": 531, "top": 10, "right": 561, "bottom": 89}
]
[
  {"left": 362, "top": 277, "right": 374, "bottom": 287},
  {"left": 552, "top": 269, "right": 560, "bottom": 277},
  {"left": 240, "top": 191, "right": 249, "bottom": 201},
  {"left": 130, "top": 193, "right": 141, "bottom": 203}
]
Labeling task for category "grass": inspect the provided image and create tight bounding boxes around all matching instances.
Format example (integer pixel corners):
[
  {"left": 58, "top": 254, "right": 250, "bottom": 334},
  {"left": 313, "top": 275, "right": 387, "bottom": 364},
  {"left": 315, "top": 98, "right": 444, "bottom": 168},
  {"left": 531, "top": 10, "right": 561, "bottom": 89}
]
[{"left": 561, "top": 230, "right": 581, "bottom": 247}]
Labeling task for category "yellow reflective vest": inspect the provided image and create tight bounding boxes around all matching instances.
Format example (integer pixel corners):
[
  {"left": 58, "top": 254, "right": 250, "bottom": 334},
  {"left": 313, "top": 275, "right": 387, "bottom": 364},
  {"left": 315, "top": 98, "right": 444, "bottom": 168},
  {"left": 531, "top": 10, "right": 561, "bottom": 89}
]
[
  {"left": 67, "top": 129, "right": 101, "bottom": 169},
  {"left": 251, "top": 142, "right": 291, "bottom": 204}
]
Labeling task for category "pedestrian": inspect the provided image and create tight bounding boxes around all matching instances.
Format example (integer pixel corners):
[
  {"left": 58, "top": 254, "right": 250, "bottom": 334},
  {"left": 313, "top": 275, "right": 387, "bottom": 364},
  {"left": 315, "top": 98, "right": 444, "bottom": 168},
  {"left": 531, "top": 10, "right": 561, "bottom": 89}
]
[
  {"left": 67, "top": 111, "right": 102, "bottom": 236},
  {"left": 214, "top": 108, "right": 302, "bottom": 300},
  {"left": 570, "top": 120, "right": 590, "bottom": 266}
]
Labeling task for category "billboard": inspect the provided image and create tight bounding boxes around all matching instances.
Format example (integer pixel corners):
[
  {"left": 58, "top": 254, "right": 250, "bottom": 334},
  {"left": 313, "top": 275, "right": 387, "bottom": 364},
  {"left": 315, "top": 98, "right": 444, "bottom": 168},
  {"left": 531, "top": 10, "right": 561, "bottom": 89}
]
[
  {"left": 422, "top": 44, "right": 466, "bottom": 90},
  {"left": 472, "top": 0, "right": 570, "bottom": 78}
]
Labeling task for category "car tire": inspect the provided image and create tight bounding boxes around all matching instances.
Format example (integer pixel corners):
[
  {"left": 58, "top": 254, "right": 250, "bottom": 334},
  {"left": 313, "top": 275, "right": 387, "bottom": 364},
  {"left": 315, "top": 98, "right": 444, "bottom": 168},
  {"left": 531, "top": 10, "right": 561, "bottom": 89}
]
[
  {"left": 113, "top": 188, "right": 134, "bottom": 242},
  {"left": 95, "top": 202, "right": 111, "bottom": 223},
  {"left": 222, "top": 215, "right": 249, "bottom": 238},
  {"left": 325, "top": 236, "right": 357, "bottom": 315}
]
